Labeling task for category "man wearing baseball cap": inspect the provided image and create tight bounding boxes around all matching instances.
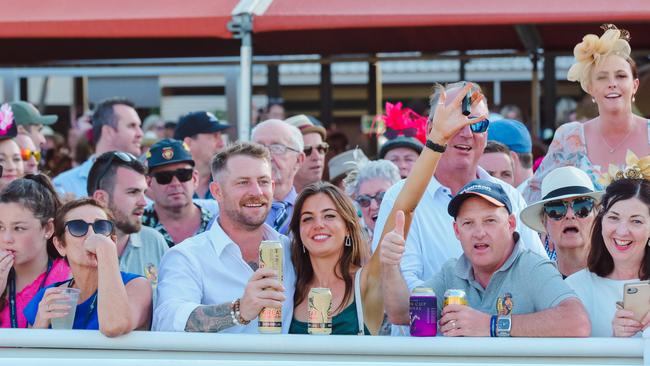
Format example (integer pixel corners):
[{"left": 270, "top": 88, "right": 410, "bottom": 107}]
[
  {"left": 142, "top": 138, "right": 214, "bottom": 247},
  {"left": 487, "top": 119, "right": 533, "bottom": 192},
  {"left": 174, "top": 111, "right": 230, "bottom": 199},
  {"left": 381, "top": 179, "right": 590, "bottom": 337},
  {"left": 10, "top": 100, "right": 58, "bottom": 150}
]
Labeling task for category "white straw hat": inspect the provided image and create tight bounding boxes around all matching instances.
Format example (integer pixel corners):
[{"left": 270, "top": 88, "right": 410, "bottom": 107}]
[{"left": 520, "top": 166, "right": 603, "bottom": 233}]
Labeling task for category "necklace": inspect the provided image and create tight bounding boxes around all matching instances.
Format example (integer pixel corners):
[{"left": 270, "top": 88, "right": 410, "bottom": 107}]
[{"left": 600, "top": 122, "right": 636, "bottom": 153}]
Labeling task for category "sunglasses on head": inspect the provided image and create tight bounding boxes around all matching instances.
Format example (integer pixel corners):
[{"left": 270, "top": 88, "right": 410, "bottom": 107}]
[
  {"left": 91, "top": 151, "right": 138, "bottom": 192},
  {"left": 384, "top": 127, "right": 418, "bottom": 140},
  {"left": 151, "top": 168, "right": 193, "bottom": 185},
  {"left": 355, "top": 191, "right": 386, "bottom": 208},
  {"left": 303, "top": 143, "right": 329, "bottom": 156},
  {"left": 20, "top": 148, "right": 41, "bottom": 162},
  {"left": 543, "top": 197, "right": 595, "bottom": 221},
  {"left": 65, "top": 219, "right": 114, "bottom": 237},
  {"left": 469, "top": 118, "right": 490, "bottom": 134}
]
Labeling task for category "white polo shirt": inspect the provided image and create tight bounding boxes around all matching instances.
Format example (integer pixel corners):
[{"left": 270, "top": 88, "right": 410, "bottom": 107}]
[
  {"left": 153, "top": 219, "right": 295, "bottom": 333},
  {"left": 372, "top": 167, "right": 545, "bottom": 291}
]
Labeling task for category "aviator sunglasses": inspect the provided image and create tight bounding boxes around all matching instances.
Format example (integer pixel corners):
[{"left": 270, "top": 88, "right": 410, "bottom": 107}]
[
  {"left": 303, "top": 143, "right": 329, "bottom": 156},
  {"left": 151, "top": 168, "right": 193, "bottom": 185},
  {"left": 20, "top": 148, "right": 41, "bottom": 162},
  {"left": 91, "top": 151, "right": 138, "bottom": 193},
  {"left": 65, "top": 219, "right": 114, "bottom": 237},
  {"left": 543, "top": 197, "right": 595, "bottom": 221},
  {"left": 468, "top": 118, "right": 490, "bottom": 134},
  {"left": 355, "top": 191, "right": 386, "bottom": 208}
]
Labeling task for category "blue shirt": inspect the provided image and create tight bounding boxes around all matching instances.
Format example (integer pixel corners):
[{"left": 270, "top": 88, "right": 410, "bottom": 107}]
[
  {"left": 264, "top": 187, "right": 297, "bottom": 235},
  {"left": 52, "top": 157, "right": 95, "bottom": 198},
  {"left": 24, "top": 272, "right": 141, "bottom": 330}
]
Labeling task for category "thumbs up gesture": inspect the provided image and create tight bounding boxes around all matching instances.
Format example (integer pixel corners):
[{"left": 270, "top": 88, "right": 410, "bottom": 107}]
[{"left": 380, "top": 210, "right": 407, "bottom": 267}]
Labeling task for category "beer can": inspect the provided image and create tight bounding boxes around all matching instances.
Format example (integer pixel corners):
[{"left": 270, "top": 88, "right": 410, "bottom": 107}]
[
  {"left": 308, "top": 288, "right": 332, "bottom": 335},
  {"left": 443, "top": 289, "right": 468, "bottom": 308},
  {"left": 258, "top": 240, "right": 283, "bottom": 333},
  {"left": 409, "top": 287, "right": 437, "bottom": 337}
]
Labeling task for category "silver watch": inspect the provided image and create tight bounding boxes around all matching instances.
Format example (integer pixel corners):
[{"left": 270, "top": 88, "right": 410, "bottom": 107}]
[{"left": 496, "top": 314, "right": 511, "bottom": 337}]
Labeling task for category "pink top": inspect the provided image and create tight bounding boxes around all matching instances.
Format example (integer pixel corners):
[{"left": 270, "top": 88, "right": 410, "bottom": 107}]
[{"left": 0, "top": 258, "right": 70, "bottom": 328}]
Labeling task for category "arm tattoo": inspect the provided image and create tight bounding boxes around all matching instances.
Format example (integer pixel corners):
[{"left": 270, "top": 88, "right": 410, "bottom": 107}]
[{"left": 185, "top": 302, "right": 236, "bottom": 332}]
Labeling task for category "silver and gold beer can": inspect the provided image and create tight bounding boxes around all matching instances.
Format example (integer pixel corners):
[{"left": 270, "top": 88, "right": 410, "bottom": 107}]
[
  {"left": 443, "top": 289, "right": 468, "bottom": 308},
  {"left": 258, "top": 240, "right": 283, "bottom": 333},
  {"left": 308, "top": 288, "right": 332, "bottom": 335}
]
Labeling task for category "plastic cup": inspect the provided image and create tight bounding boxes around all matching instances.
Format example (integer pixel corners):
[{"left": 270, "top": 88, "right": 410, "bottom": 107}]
[{"left": 50, "top": 287, "right": 80, "bottom": 329}]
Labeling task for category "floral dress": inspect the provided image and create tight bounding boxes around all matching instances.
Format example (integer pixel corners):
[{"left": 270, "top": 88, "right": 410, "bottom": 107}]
[{"left": 523, "top": 120, "right": 650, "bottom": 204}]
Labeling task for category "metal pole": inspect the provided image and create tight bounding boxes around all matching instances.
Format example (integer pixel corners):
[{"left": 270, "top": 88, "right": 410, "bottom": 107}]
[
  {"left": 238, "top": 26, "right": 253, "bottom": 141},
  {"left": 530, "top": 52, "right": 540, "bottom": 139}
]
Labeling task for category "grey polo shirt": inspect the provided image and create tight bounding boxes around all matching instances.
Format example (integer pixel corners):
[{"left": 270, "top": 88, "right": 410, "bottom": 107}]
[
  {"left": 422, "top": 238, "right": 576, "bottom": 319},
  {"left": 119, "top": 226, "right": 168, "bottom": 291}
]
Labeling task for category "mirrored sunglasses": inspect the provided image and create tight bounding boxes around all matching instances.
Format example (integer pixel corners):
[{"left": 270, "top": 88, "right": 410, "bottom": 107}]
[
  {"left": 355, "top": 191, "right": 386, "bottom": 208},
  {"left": 65, "top": 219, "right": 114, "bottom": 237},
  {"left": 469, "top": 119, "right": 490, "bottom": 134},
  {"left": 303, "top": 143, "right": 329, "bottom": 156},
  {"left": 20, "top": 148, "right": 41, "bottom": 162},
  {"left": 543, "top": 197, "right": 595, "bottom": 221},
  {"left": 152, "top": 168, "right": 193, "bottom": 185}
]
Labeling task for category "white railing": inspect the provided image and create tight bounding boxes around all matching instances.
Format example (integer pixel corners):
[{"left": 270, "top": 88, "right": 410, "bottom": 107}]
[{"left": 0, "top": 329, "right": 647, "bottom": 366}]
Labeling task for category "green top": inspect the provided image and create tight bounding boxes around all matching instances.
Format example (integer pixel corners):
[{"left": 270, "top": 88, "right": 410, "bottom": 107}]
[{"left": 289, "top": 298, "right": 371, "bottom": 335}]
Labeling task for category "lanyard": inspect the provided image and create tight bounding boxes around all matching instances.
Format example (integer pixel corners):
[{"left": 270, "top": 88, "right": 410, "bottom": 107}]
[{"left": 9, "top": 258, "right": 53, "bottom": 328}]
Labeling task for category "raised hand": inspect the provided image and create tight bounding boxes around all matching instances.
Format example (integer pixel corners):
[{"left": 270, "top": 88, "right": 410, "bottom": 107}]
[
  {"left": 83, "top": 233, "right": 116, "bottom": 255},
  {"left": 0, "top": 250, "right": 14, "bottom": 293},
  {"left": 428, "top": 83, "right": 487, "bottom": 144},
  {"left": 239, "top": 267, "right": 286, "bottom": 322},
  {"left": 380, "top": 210, "right": 406, "bottom": 267}
]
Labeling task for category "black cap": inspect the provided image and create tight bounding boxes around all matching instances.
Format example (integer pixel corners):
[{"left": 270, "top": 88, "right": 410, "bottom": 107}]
[
  {"left": 174, "top": 111, "right": 230, "bottom": 140},
  {"left": 447, "top": 179, "right": 512, "bottom": 218},
  {"left": 146, "top": 138, "right": 195, "bottom": 170}
]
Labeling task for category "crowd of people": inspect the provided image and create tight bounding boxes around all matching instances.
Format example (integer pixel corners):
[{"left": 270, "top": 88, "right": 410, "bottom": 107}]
[{"left": 1, "top": 24, "right": 649, "bottom": 340}]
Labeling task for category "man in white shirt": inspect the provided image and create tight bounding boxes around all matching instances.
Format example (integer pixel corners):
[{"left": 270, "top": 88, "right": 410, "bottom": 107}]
[
  {"left": 372, "top": 82, "right": 545, "bottom": 293},
  {"left": 153, "top": 142, "right": 295, "bottom": 333}
]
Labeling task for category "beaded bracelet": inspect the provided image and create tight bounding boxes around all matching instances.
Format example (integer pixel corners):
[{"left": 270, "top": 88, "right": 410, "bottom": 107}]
[{"left": 230, "top": 298, "right": 251, "bottom": 326}]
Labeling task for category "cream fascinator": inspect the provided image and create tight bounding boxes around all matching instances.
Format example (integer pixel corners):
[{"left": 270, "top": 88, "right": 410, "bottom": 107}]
[
  {"left": 598, "top": 150, "right": 650, "bottom": 187},
  {"left": 567, "top": 24, "right": 631, "bottom": 93}
]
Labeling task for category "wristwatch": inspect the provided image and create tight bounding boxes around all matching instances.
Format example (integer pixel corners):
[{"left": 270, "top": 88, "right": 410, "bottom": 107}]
[{"left": 496, "top": 314, "right": 511, "bottom": 337}]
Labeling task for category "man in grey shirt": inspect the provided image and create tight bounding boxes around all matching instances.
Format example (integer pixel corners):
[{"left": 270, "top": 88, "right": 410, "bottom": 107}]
[
  {"left": 87, "top": 151, "right": 168, "bottom": 292},
  {"left": 381, "top": 179, "right": 591, "bottom": 337}
]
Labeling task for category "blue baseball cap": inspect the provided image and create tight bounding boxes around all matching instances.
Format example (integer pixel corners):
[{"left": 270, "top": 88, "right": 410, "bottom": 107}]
[
  {"left": 448, "top": 179, "right": 512, "bottom": 218},
  {"left": 146, "top": 138, "right": 194, "bottom": 170},
  {"left": 174, "top": 111, "right": 230, "bottom": 140},
  {"left": 487, "top": 119, "right": 532, "bottom": 154}
]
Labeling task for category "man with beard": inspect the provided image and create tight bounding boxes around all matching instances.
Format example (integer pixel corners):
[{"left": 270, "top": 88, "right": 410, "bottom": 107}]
[
  {"left": 285, "top": 115, "right": 328, "bottom": 193},
  {"left": 251, "top": 119, "right": 304, "bottom": 235},
  {"left": 154, "top": 142, "right": 295, "bottom": 333},
  {"left": 87, "top": 151, "right": 168, "bottom": 291},
  {"left": 142, "top": 139, "right": 214, "bottom": 247}
]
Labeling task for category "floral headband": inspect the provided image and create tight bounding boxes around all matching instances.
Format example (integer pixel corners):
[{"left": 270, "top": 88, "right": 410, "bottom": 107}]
[
  {"left": 0, "top": 103, "right": 15, "bottom": 137},
  {"left": 598, "top": 150, "right": 650, "bottom": 187},
  {"left": 567, "top": 24, "right": 631, "bottom": 93}
]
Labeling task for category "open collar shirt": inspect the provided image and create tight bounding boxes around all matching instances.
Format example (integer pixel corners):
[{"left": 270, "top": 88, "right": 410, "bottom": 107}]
[
  {"left": 152, "top": 219, "right": 295, "bottom": 333},
  {"left": 52, "top": 156, "right": 95, "bottom": 198},
  {"left": 371, "top": 166, "right": 545, "bottom": 291}
]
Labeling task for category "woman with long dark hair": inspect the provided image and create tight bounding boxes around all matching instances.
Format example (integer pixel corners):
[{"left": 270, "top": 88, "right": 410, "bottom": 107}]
[{"left": 0, "top": 175, "right": 69, "bottom": 328}]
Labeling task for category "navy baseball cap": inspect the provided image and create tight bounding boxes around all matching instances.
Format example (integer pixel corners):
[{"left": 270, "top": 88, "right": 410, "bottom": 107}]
[
  {"left": 174, "top": 111, "right": 230, "bottom": 140},
  {"left": 487, "top": 119, "right": 532, "bottom": 154},
  {"left": 145, "top": 138, "right": 195, "bottom": 170},
  {"left": 448, "top": 179, "right": 512, "bottom": 218}
]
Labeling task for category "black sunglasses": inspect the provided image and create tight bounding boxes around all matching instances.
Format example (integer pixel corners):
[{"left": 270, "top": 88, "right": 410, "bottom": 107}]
[
  {"left": 303, "top": 143, "right": 329, "bottom": 156},
  {"left": 151, "top": 168, "right": 193, "bottom": 185},
  {"left": 65, "top": 219, "right": 114, "bottom": 237},
  {"left": 469, "top": 119, "right": 490, "bottom": 134},
  {"left": 384, "top": 127, "right": 418, "bottom": 140},
  {"left": 355, "top": 191, "right": 386, "bottom": 208},
  {"left": 91, "top": 151, "right": 138, "bottom": 193},
  {"left": 543, "top": 197, "right": 595, "bottom": 221}
]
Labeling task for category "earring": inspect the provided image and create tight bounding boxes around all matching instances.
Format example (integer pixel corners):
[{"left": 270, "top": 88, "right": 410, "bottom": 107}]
[
  {"left": 344, "top": 236, "right": 352, "bottom": 247},
  {"left": 591, "top": 97, "right": 596, "bottom": 104},
  {"left": 647, "top": 238, "right": 649, "bottom": 247},
  {"left": 633, "top": 95, "right": 636, "bottom": 103},
  {"left": 302, "top": 244, "right": 306, "bottom": 253}
]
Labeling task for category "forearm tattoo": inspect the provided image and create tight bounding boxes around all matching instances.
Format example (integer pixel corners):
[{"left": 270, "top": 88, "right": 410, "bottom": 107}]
[{"left": 185, "top": 302, "right": 235, "bottom": 332}]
